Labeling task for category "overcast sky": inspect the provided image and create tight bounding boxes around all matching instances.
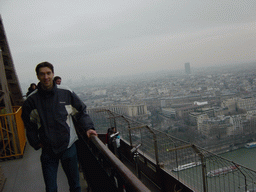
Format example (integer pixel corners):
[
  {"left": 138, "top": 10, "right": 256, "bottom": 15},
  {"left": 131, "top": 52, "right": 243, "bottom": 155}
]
[{"left": 1, "top": 0, "right": 256, "bottom": 85}]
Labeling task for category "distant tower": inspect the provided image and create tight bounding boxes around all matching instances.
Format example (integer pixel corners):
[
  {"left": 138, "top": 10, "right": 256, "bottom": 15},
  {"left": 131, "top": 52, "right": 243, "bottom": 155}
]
[{"left": 185, "top": 62, "right": 191, "bottom": 74}]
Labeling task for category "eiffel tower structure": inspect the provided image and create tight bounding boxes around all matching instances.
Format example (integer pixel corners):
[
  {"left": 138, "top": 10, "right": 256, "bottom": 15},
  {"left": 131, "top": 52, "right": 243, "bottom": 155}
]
[
  {"left": 0, "top": 14, "right": 26, "bottom": 166},
  {"left": 0, "top": 15, "right": 24, "bottom": 110},
  {"left": 0, "top": 16, "right": 26, "bottom": 191}
]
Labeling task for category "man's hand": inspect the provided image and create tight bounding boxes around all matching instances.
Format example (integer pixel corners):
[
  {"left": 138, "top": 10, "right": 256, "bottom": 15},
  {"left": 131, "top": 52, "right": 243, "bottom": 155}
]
[{"left": 86, "top": 129, "right": 98, "bottom": 138}]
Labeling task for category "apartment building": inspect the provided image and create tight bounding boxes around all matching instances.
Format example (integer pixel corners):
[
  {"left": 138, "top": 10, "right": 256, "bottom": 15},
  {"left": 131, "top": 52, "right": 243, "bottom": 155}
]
[
  {"left": 237, "top": 97, "right": 255, "bottom": 110},
  {"left": 198, "top": 115, "right": 231, "bottom": 137}
]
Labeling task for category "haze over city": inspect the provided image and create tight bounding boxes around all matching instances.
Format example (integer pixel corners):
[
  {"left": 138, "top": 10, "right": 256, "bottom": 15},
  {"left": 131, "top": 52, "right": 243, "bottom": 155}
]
[
  {"left": 0, "top": 0, "right": 256, "bottom": 87},
  {"left": 1, "top": 3, "right": 256, "bottom": 191}
]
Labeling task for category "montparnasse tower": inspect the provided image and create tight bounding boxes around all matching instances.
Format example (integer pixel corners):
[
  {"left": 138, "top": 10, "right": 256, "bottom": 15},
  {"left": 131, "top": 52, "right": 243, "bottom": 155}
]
[{"left": 184, "top": 62, "right": 191, "bottom": 75}]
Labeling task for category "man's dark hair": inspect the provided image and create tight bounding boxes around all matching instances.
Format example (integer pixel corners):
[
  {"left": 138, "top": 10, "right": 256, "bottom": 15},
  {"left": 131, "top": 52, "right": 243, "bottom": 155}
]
[
  {"left": 53, "top": 76, "right": 61, "bottom": 82},
  {"left": 35, "top": 62, "right": 54, "bottom": 75}
]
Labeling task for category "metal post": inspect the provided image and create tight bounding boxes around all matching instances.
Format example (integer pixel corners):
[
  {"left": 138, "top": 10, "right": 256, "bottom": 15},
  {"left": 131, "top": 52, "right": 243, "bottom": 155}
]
[
  {"left": 131, "top": 143, "right": 142, "bottom": 179},
  {"left": 191, "top": 144, "right": 208, "bottom": 192}
]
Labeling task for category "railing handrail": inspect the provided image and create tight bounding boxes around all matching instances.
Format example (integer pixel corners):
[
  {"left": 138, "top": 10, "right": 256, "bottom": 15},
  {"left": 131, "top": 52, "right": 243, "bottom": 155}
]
[
  {"left": 90, "top": 135, "right": 151, "bottom": 192},
  {"left": 0, "top": 106, "right": 21, "bottom": 116}
]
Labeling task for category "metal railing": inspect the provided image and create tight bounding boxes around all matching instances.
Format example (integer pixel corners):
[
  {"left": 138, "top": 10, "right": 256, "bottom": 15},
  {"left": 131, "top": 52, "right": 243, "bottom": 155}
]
[
  {"left": 0, "top": 106, "right": 26, "bottom": 159},
  {"left": 75, "top": 122, "right": 151, "bottom": 192},
  {"left": 88, "top": 108, "right": 256, "bottom": 192},
  {"left": 91, "top": 135, "right": 151, "bottom": 192}
]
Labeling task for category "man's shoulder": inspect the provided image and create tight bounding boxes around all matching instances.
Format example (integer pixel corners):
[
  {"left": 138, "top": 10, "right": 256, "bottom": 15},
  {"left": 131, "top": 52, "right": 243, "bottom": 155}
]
[
  {"left": 23, "top": 89, "right": 38, "bottom": 104},
  {"left": 57, "top": 85, "right": 73, "bottom": 92},
  {"left": 22, "top": 90, "right": 38, "bottom": 109},
  {"left": 26, "top": 89, "right": 38, "bottom": 98}
]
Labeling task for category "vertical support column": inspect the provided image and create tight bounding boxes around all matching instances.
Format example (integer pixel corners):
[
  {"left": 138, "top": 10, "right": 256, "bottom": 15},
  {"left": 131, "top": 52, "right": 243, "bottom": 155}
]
[
  {"left": 0, "top": 49, "right": 20, "bottom": 155},
  {"left": 0, "top": 49, "right": 12, "bottom": 114},
  {"left": 191, "top": 144, "right": 208, "bottom": 192}
]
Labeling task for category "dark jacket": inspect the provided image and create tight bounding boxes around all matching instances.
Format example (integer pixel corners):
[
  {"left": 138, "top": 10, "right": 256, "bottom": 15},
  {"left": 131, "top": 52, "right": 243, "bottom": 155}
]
[
  {"left": 22, "top": 82, "right": 94, "bottom": 154},
  {"left": 26, "top": 88, "right": 35, "bottom": 97}
]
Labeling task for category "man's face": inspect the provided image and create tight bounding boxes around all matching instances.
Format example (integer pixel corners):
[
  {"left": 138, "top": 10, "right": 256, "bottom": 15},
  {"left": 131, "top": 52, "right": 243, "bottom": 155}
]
[
  {"left": 37, "top": 67, "right": 54, "bottom": 90},
  {"left": 55, "top": 79, "right": 61, "bottom": 85}
]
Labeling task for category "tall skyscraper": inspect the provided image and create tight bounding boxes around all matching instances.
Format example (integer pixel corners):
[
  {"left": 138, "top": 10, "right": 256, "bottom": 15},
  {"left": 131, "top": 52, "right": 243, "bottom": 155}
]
[{"left": 185, "top": 62, "right": 191, "bottom": 74}]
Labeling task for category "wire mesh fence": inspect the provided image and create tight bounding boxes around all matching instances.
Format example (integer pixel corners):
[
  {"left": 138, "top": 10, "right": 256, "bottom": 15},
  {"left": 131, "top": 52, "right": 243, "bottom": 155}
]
[{"left": 88, "top": 108, "right": 256, "bottom": 192}]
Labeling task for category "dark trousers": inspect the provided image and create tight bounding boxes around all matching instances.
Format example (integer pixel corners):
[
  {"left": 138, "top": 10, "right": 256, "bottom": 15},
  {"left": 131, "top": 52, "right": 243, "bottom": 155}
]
[{"left": 40, "top": 144, "right": 81, "bottom": 192}]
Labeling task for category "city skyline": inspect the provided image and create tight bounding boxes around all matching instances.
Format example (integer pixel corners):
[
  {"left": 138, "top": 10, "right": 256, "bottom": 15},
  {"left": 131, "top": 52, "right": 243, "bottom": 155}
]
[
  {"left": 1, "top": 0, "right": 255, "bottom": 86},
  {"left": 19, "top": 61, "right": 256, "bottom": 95}
]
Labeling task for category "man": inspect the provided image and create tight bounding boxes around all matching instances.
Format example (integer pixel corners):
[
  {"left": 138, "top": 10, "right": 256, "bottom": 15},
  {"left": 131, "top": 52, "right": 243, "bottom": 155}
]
[
  {"left": 22, "top": 61, "right": 97, "bottom": 192},
  {"left": 53, "top": 76, "right": 61, "bottom": 85}
]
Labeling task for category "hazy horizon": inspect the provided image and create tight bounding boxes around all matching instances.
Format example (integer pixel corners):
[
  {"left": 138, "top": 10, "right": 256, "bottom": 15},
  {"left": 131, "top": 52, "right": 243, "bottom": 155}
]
[
  {"left": 1, "top": 0, "right": 256, "bottom": 88},
  {"left": 18, "top": 61, "right": 256, "bottom": 95}
]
